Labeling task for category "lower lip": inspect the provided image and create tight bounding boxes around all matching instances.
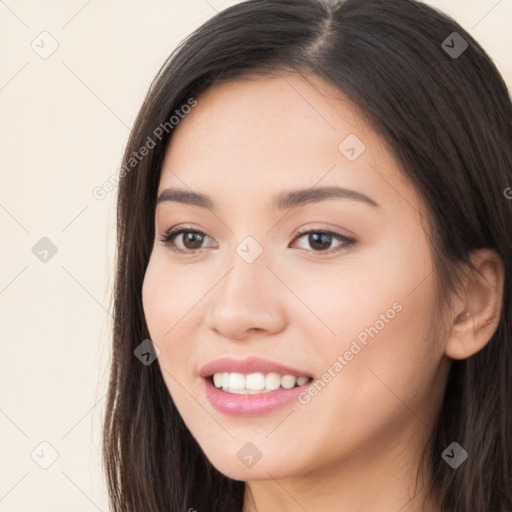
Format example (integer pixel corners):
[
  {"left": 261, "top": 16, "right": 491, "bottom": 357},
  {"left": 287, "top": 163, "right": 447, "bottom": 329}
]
[{"left": 203, "top": 377, "right": 309, "bottom": 416}]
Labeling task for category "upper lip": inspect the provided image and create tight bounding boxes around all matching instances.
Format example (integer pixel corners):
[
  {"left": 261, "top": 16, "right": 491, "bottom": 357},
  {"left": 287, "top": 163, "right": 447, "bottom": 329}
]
[{"left": 199, "top": 357, "right": 313, "bottom": 378}]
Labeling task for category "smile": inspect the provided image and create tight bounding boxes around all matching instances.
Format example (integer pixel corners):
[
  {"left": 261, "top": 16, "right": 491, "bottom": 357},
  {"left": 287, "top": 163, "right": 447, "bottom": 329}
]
[
  {"left": 200, "top": 357, "right": 314, "bottom": 415},
  {"left": 211, "top": 372, "right": 311, "bottom": 394}
]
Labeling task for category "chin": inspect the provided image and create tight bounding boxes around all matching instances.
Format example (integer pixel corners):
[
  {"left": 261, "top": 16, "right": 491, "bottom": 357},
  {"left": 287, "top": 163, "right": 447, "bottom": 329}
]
[{"left": 202, "top": 447, "right": 306, "bottom": 482}]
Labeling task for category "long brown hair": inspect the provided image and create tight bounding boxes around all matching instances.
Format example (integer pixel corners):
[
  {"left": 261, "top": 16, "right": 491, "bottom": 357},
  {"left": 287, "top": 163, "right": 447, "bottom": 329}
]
[{"left": 102, "top": 0, "right": 512, "bottom": 510}]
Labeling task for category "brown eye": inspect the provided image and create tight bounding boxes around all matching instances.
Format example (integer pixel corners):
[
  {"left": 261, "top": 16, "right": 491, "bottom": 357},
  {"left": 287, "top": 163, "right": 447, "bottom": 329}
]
[
  {"left": 160, "top": 227, "right": 355, "bottom": 256},
  {"left": 292, "top": 230, "right": 355, "bottom": 253},
  {"left": 307, "top": 232, "right": 333, "bottom": 251},
  {"left": 180, "top": 231, "right": 206, "bottom": 250},
  {"left": 160, "top": 228, "right": 214, "bottom": 252}
]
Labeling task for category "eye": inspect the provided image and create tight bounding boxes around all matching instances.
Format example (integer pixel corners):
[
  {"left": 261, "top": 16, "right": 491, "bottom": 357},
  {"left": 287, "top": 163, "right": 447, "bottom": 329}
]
[
  {"left": 159, "top": 226, "right": 355, "bottom": 255},
  {"left": 159, "top": 226, "right": 216, "bottom": 252},
  {"left": 290, "top": 229, "right": 355, "bottom": 254}
]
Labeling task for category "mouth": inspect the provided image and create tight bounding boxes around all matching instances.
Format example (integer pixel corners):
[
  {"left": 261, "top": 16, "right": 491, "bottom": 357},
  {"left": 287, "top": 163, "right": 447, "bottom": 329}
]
[
  {"left": 208, "top": 372, "right": 313, "bottom": 394},
  {"left": 200, "top": 357, "right": 314, "bottom": 415}
]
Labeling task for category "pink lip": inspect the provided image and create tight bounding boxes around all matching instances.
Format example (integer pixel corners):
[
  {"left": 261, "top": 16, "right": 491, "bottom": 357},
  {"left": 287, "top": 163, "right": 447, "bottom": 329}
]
[
  {"left": 203, "top": 379, "right": 309, "bottom": 416},
  {"left": 199, "top": 356, "right": 312, "bottom": 378},
  {"left": 199, "top": 357, "right": 313, "bottom": 416}
]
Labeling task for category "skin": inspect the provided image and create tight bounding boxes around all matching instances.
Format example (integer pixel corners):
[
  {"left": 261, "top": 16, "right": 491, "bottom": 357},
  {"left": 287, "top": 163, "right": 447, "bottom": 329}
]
[{"left": 142, "top": 73, "right": 504, "bottom": 512}]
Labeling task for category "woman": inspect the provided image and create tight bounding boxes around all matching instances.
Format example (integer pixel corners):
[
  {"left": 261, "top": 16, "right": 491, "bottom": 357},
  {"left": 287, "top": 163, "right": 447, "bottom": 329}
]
[{"left": 102, "top": 0, "right": 512, "bottom": 510}]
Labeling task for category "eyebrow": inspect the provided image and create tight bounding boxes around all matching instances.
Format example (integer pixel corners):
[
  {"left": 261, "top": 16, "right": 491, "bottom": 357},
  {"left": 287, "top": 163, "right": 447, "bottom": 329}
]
[{"left": 156, "top": 186, "right": 380, "bottom": 210}]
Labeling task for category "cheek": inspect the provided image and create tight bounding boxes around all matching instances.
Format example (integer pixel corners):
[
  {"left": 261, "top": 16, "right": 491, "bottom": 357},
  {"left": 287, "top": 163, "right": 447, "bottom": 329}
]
[
  {"left": 142, "top": 254, "right": 202, "bottom": 337},
  {"left": 290, "top": 237, "right": 433, "bottom": 354},
  {"left": 142, "top": 257, "right": 186, "bottom": 366},
  {"left": 298, "top": 235, "right": 441, "bottom": 409},
  {"left": 141, "top": 254, "right": 209, "bottom": 381},
  {"left": 312, "top": 263, "right": 441, "bottom": 431},
  {"left": 142, "top": 257, "right": 169, "bottom": 340}
]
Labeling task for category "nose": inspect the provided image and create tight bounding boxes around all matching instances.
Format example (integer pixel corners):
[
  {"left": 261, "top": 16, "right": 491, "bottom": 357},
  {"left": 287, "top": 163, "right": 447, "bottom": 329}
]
[{"left": 204, "top": 244, "right": 287, "bottom": 341}]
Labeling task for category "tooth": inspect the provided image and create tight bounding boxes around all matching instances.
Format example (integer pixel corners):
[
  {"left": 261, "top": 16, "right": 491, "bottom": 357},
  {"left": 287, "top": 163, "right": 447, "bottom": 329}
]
[
  {"left": 213, "top": 373, "right": 223, "bottom": 388},
  {"left": 222, "top": 372, "right": 230, "bottom": 391},
  {"left": 265, "top": 372, "right": 281, "bottom": 391},
  {"left": 246, "top": 372, "right": 265, "bottom": 391},
  {"left": 229, "top": 372, "right": 245, "bottom": 390},
  {"left": 212, "top": 371, "right": 310, "bottom": 393},
  {"left": 281, "top": 375, "right": 296, "bottom": 389}
]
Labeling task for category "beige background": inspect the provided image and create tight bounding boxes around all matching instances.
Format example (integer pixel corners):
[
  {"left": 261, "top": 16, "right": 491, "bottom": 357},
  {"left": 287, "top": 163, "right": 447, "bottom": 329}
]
[{"left": 0, "top": 1, "right": 510, "bottom": 510}]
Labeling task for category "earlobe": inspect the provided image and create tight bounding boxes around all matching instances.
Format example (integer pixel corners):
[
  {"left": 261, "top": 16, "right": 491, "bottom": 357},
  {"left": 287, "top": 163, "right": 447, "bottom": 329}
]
[{"left": 444, "top": 248, "right": 505, "bottom": 360}]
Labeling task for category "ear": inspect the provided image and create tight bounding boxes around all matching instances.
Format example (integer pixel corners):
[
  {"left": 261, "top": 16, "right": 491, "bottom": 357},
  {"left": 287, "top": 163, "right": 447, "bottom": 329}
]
[{"left": 445, "top": 248, "right": 505, "bottom": 360}]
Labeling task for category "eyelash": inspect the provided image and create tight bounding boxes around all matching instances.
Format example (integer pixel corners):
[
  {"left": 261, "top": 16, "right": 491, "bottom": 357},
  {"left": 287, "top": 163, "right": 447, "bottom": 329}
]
[{"left": 159, "top": 225, "right": 356, "bottom": 256}]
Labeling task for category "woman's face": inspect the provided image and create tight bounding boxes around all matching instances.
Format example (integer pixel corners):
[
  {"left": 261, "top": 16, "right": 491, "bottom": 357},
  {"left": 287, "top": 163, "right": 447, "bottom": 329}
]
[{"left": 142, "top": 73, "right": 450, "bottom": 482}]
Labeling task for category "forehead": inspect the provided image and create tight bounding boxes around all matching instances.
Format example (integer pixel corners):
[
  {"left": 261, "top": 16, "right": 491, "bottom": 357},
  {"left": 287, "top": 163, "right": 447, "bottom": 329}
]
[{"left": 158, "top": 73, "right": 423, "bottom": 219}]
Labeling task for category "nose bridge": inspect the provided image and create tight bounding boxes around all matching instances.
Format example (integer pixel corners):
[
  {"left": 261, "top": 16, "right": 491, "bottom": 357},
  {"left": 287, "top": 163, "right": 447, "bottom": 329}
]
[
  {"left": 218, "top": 233, "right": 271, "bottom": 307},
  {"left": 206, "top": 232, "right": 286, "bottom": 338}
]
